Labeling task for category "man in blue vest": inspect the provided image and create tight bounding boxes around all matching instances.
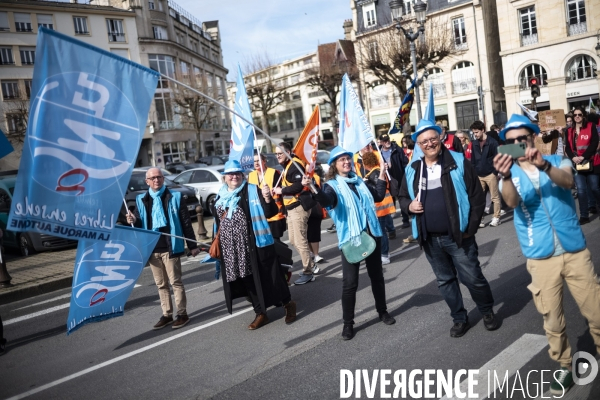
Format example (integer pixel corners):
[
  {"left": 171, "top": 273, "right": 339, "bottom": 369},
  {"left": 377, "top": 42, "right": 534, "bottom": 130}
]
[
  {"left": 127, "top": 167, "right": 200, "bottom": 330},
  {"left": 398, "top": 107, "right": 498, "bottom": 338},
  {"left": 494, "top": 114, "right": 600, "bottom": 396}
]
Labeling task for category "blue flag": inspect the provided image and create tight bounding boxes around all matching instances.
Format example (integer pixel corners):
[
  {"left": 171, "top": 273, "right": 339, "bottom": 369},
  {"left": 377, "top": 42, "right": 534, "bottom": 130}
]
[
  {"left": 389, "top": 81, "right": 415, "bottom": 135},
  {"left": 7, "top": 28, "right": 158, "bottom": 242},
  {"left": 229, "top": 64, "right": 255, "bottom": 171},
  {"left": 0, "top": 129, "right": 14, "bottom": 159},
  {"left": 67, "top": 225, "right": 161, "bottom": 335},
  {"left": 339, "top": 73, "right": 374, "bottom": 154}
]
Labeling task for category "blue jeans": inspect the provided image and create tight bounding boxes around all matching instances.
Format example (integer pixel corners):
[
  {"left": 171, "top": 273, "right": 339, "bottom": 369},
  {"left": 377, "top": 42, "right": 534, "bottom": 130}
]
[
  {"left": 422, "top": 235, "right": 495, "bottom": 323},
  {"left": 378, "top": 215, "right": 395, "bottom": 256},
  {"left": 574, "top": 173, "right": 600, "bottom": 218}
]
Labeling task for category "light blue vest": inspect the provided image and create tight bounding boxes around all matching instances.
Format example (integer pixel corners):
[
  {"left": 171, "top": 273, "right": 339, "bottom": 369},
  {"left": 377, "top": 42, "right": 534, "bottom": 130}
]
[
  {"left": 137, "top": 190, "right": 185, "bottom": 254},
  {"left": 405, "top": 151, "right": 470, "bottom": 239},
  {"left": 509, "top": 155, "right": 585, "bottom": 259},
  {"left": 326, "top": 179, "right": 382, "bottom": 248}
]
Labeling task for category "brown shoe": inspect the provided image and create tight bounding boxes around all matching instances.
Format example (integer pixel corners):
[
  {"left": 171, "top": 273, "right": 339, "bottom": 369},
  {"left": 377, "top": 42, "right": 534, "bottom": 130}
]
[
  {"left": 283, "top": 301, "right": 297, "bottom": 324},
  {"left": 248, "top": 313, "right": 268, "bottom": 330},
  {"left": 172, "top": 314, "right": 190, "bottom": 329},
  {"left": 153, "top": 315, "right": 174, "bottom": 330}
]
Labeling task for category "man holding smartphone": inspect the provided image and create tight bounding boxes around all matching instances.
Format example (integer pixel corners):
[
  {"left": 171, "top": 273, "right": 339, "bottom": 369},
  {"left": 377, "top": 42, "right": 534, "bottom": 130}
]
[{"left": 494, "top": 114, "right": 600, "bottom": 396}]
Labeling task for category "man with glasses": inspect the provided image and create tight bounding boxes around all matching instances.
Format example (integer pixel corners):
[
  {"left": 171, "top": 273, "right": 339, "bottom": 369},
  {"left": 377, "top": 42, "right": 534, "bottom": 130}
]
[
  {"left": 493, "top": 114, "right": 600, "bottom": 396},
  {"left": 399, "top": 116, "right": 497, "bottom": 338},
  {"left": 272, "top": 142, "right": 316, "bottom": 285},
  {"left": 126, "top": 168, "right": 200, "bottom": 330}
]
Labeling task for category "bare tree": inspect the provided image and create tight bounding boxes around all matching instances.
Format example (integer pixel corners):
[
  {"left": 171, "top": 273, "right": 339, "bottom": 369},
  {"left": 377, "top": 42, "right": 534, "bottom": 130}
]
[
  {"left": 360, "top": 17, "right": 455, "bottom": 96},
  {"left": 243, "top": 52, "right": 287, "bottom": 150}
]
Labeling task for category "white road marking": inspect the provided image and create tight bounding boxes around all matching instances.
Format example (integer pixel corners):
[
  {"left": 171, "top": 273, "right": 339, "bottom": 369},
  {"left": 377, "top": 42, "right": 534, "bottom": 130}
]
[
  {"left": 6, "top": 307, "right": 254, "bottom": 400},
  {"left": 4, "top": 303, "right": 71, "bottom": 326},
  {"left": 440, "top": 333, "right": 548, "bottom": 400},
  {"left": 185, "top": 280, "right": 218, "bottom": 293},
  {"left": 13, "top": 294, "right": 72, "bottom": 311}
]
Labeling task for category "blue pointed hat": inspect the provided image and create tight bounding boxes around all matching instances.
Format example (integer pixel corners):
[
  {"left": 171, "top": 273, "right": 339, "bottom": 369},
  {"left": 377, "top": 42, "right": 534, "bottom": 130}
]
[
  {"left": 327, "top": 146, "right": 354, "bottom": 165},
  {"left": 221, "top": 160, "right": 244, "bottom": 174},
  {"left": 411, "top": 83, "right": 442, "bottom": 141},
  {"left": 499, "top": 114, "right": 540, "bottom": 141}
]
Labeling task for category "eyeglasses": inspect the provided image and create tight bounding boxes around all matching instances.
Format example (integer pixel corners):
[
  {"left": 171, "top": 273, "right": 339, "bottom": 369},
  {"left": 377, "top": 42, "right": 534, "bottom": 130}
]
[
  {"left": 336, "top": 156, "right": 352, "bottom": 164},
  {"left": 275, "top": 152, "right": 285, "bottom": 156},
  {"left": 417, "top": 138, "right": 440, "bottom": 146},
  {"left": 146, "top": 176, "right": 164, "bottom": 181},
  {"left": 573, "top": 113, "right": 583, "bottom": 117},
  {"left": 505, "top": 135, "right": 529, "bottom": 144}
]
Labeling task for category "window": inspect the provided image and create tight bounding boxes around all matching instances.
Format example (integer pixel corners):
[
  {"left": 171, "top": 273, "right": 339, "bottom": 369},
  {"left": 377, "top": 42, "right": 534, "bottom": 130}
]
[
  {"left": 152, "top": 25, "right": 167, "bottom": 40},
  {"left": 73, "top": 17, "right": 88, "bottom": 34},
  {"left": 14, "top": 13, "right": 32, "bottom": 32},
  {"left": 37, "top": 14, "right": 54, "bottom": 30},
  {"left": 320, "top": 102, "right": 332, "bottom": 123},
  {"left": 25, "top": 80, "right": 32, "bottom": 98},
  {"left": 519, "top": 64, "right": 548, "bottom": 90},
  {"left": 179, "top": 61, "right": 190, "bottom": 85},
  {"left": 427, "top": 68, "right": 446, "bottom": 98},
  {"left": 290, "top": 74, "right": 300, "bottom": 85},
  {"left": 162, "top": 142, "right": 188, "bottom": 164},
  {"left": 6, "top": 114, "right": 24, "bottom": 133},
  {"left": 368, "top": 41, "right": 379, "bottom": 61},
  {"left": 106, "top": 19, "right": 125, "bottom": 42},
  {"left": 452, "top": 17, "right": 467, "bottom": 50},
  {"left": 291, "top": 90, "right": 301, "bottom": 100},
  {"left": 19, "top": 47, "right": 35, "bottom": 65},
  {"left": 567, "top": 0, "right": 586, "bottom": 35},
  {"left": 1, "top": 81, "right": 19, "bottom": 99},
  {"left": 0, "top": 12, "right": 8, "bottom": 31},
  {"left": 110, "top": 48, "right": 130, "bottom": 59},
  {"left": 370, "top": 83, "right": 389, "bottom": 108},
  {"left": 215, "top": 76, "right": 223, "bottom": 98},
  {"left": 191, "top": 170, "right": 218, "bottom": 183},
  {"left": 149, "top": 54, "right": 176, "bottom": 128},
  {"left": 566, "top": 55, "right": 597, "bottom": 82},
  {"left": 452, "top": 61, "right": 476, "bottom": 94},
  {"left": 279, "top": 110, "right": 293, "bottom": 131},
  {"left": 293, "top": 107, "right": 304, "bottom": 128},
  {"left": 193, "top": 66, "right": 203, "bottom": 89},
  {"left": 148, "top": 1, "right": 155, "bottom": 10},
  {"left": 206, "top": 72, "right": 213, "bottom": 96},
  {"left": 149, "top": 54, "right": 175, "bottom": 88},
  {"left": 363, "top": 2, "right": 377, "bottom": 28},
  {"left": 519, "top": 6, "right": 537, "bottom": 46},
  {"left": 0, "top": 47, "right": 14, "bottom": 65},
  {"left": 268, "top": 113, "right": 279, "bottom": 133}
]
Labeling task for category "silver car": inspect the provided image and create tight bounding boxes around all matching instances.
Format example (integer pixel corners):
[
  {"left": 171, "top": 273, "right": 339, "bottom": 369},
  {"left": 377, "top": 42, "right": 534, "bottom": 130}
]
[{"left": 172, "top": 166, "right": 224, "bottom": 215}]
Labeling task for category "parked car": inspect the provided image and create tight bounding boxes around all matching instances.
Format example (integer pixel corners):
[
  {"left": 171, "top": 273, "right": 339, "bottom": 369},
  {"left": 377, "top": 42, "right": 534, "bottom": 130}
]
[
  {"left": 0, "top": 177, "right": 77, "bottom": 256},
  {"left": 164, "top": 162, "right": 208, "bottom": 175},
  {"left": 133, "top": 166, "right": 175, "bottom": 178},
  {"left": 196, "top": 155, "right": 228, "bottom": 166},
  {"left": 171, "top": 166, "right": 224, "bottom": 215},
  {"left": 119, "top": 172, "right": 200, "bottom": 225},
  {"left": 316, "top": 150, "right": 330, "bottom": 176},
  {"left": 260, "top": 153, "right": 284, "bottom": 172}
]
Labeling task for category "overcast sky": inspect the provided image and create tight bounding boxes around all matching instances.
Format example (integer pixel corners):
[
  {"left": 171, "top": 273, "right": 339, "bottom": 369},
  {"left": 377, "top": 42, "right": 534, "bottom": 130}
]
[{"left": 178, "top": 0, "right": 353, "bottom": 81}]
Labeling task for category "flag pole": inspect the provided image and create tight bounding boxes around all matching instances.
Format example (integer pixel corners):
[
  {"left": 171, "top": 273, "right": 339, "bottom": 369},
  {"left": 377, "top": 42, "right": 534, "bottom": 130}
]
[
  {"left": 123, "top": 199, "right": 134, "bottom": 227},
  {"left": 159, "top": 74, "right": 317, "bottom": 193},
  {"left": 371, "top": 141, "right": 392, "bottom": 181}
]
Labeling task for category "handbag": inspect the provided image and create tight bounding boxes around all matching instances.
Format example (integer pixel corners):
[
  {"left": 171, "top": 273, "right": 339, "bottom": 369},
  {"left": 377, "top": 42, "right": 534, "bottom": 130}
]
[
  {"left": 576, "top": 160, "right": 593, "bottom": 172},
  {"left": 209, "top": 211, "right": 225, "bottom": 259},
  {"left": 388, "top": 174, "right": 400, "bottom": 197},
  {"left": 341, "top": 230, "right": 376, "bottom": 264}
]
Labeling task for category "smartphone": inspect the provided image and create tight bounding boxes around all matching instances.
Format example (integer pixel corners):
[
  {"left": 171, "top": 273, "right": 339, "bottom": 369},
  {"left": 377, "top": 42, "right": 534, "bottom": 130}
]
[{"left": 498, "top": 143, "right": 526, "bottom": 159}]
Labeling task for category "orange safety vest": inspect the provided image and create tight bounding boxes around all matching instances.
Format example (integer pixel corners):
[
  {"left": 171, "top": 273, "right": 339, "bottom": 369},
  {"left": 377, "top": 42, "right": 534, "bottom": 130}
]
[
  {"left": 248, "top": 168, "right": 285, "bottom": 222},
  {"left": 281, "top": 156, "right": 309, "bottom": 207},
  {"left": 353, "top": 151, "right": 381, "bottom": 178},
  {"left": 365, "top": 169, "right": 396, "bottom": 217}
]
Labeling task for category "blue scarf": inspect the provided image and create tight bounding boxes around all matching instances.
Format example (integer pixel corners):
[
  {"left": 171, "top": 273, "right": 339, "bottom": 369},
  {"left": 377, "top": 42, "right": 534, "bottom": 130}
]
[
  {"left": 149, "top": 185, "right": 167, "bottom": 232},
  {"left": 215, "top": 180, "right": 246, "bottom": 219},
  {"left": 335, "top": 172, "right": 376, "bottom": 245}
]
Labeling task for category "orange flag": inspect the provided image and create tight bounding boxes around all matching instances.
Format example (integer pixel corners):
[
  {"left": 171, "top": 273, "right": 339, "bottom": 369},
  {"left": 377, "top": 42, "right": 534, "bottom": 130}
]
[{"left": 293, "top": 105, "right": 320, "bottom": 177}]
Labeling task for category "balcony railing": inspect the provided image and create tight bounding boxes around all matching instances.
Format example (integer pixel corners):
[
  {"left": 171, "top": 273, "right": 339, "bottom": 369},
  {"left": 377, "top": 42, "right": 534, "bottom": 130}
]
[
  {"left": 423, "top": 83, "right": 447, "bottom": 99},
  {"left": 568, "top": 21, "right": 587, "bottom": 36},
  {"left": 452, "top": 78, "right": 477, "bottom": 95},
  {"left": 520, "top": 33, "right": 538, "bottom": 47},
  {"left": 108, "top": 32, "right": 126, "bottom": 42},
  {"left": 370, "top": 95, "right": 389, "bottom": 108},
  {"left": 454, "top": 42, "right": 468, "bottom": 51}
]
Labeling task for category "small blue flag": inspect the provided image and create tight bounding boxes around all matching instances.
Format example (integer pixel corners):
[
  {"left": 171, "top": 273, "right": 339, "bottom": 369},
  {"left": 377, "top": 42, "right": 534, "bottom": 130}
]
[
  {"left": 339, "top": 74, "right": 374, "bottom": 154},
  {"left": 0, "top": 129, "right": 14, "bottom": 159},
  {"left": 229, "top": 64, "right": 255, "bottom": 171}
]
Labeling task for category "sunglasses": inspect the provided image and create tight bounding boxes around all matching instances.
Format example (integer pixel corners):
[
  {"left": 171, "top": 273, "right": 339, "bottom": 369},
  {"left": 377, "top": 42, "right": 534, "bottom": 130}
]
[
  {"left": 146, "top": 176, "right": 164, "bottom": 181},
  {"left": 505, "top": 135, "right": 529, "bottom": 144},
  {"left": 573, "top": 113, "right": 583, "bottom": 117}
]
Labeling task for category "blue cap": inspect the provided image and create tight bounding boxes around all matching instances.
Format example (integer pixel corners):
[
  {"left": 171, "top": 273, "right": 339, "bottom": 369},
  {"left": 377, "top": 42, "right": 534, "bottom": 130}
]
[
  {"left": 327, "top": 146, "right": 354, "bottom": 165},
  {"left": 499, "top": 114, "right": 540, "bottom": 140},
  {"left": 411, "top": 119, "right": 442, "bottom": 141},
  {"left": 221, "top": 160, "right": 244, "bottom": 174}
]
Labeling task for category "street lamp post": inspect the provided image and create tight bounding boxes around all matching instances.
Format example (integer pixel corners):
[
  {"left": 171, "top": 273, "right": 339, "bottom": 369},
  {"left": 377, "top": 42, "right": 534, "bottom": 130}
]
[{"left": 389, "top": 0, "right": 428, "bottom": 122}]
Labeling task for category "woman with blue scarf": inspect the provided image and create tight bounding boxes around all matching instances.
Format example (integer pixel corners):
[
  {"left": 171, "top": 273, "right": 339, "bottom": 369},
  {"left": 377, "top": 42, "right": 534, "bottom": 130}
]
[
  {"left": 212, "top": 160, "right": 296, "bottom": 331},
  {"left": 302, "top": 147, "right": 396, "bottom": 340}
]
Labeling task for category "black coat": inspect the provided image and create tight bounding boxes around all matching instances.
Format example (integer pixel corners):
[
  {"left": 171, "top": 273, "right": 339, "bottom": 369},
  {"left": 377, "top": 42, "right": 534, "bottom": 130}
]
[
  {"left": 399, "top": 147, "right": 485, "bottom": 248},
  {"left": 471, "top": 137, "right": 499, "bottom": 177},
  {"left": 386, "top": 142, "right": 409, "bottom": 187},
  {"left": 212, "top": 183, "right": 291, "bottom": 314}
]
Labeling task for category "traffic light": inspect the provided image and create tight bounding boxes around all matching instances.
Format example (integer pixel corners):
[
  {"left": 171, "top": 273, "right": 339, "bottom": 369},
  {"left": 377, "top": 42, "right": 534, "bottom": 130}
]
[{"left": 529, "top": 77, "right": 540, "bottom": 99}]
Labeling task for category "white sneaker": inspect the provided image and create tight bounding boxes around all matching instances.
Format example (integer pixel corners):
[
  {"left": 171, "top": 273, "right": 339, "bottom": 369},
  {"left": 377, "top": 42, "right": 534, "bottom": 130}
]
[
  {"left": 489, "top": 217, "right": 501, "bottom": 227},
  {"left": 500, "top": 209, "right": 506, "bottom": 216},
  {"left": 381, "top": 256, "right": 390, "bottom": 265},
  {"left": 479, "top": 219, "right": 486, "bottom": 228},
  {"left": 484, "top": 207, "right": 490, "bottom": 214},
  {"left": 314, "top": 255, "right": 324, "bottom": 263}
]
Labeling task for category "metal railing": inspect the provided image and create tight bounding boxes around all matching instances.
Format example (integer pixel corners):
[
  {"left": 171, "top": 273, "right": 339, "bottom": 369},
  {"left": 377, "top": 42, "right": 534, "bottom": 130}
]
[
  {"left": 520, "top": 33, "right": 538, "bottom": 47},
  {"left": 454, "top": 42, "right": 468, "bottom": 51},
  {"left": 568, "top": 21, "right": 587, "bottom": 36},
  {"left": 370, "top": 95, "right": 389, "bottom": 108},
  {"left": 423, "top": 83, "right": 447, "bottom": 99},
  {"left": 452, "top": 78, "right": 477, "bottom": 95}
]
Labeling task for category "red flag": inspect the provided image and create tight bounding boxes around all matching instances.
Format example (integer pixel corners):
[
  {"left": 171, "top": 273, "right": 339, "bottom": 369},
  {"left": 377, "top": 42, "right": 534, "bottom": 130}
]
[{"left": 293, "top": 105, "right": 320, "bottom": 177}]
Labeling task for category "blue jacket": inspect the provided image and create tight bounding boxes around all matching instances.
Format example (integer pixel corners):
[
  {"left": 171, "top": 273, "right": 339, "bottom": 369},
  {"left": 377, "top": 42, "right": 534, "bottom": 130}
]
[{"left": 509, "top": 155, "right": 586, "bottom": 259}]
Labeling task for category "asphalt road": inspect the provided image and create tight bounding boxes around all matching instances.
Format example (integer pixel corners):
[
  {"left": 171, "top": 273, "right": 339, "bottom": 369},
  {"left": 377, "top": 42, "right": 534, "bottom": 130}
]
[{"left": 1, "top": 210, "right": 600, "bottom": 400}]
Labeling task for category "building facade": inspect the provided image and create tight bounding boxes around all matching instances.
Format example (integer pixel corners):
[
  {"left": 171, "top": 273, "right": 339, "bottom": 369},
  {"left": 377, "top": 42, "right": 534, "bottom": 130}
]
[
  {"left": 351, "top": 0, "right": 506, "bottom": 135},
  {"left": 0, "top": 0, "right": 140, "bottom": 170},
  {"left": 497, "top": 0, "right": 599, "bottom": 115}
]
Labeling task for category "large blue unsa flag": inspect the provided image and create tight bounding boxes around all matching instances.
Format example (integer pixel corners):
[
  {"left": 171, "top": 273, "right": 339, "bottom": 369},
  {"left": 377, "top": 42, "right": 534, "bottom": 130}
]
[
  {"left": 229, "top": 64, "right": 255, "bottom": 171},
  {"left": 339, "top": 74, "right": 374, "bottom": 154},
  {"left": 7, "top": 28, "right": 158, "bottom": 242},
  {"left": 67, "top": 225, "right": 160, "bottom": 335}
]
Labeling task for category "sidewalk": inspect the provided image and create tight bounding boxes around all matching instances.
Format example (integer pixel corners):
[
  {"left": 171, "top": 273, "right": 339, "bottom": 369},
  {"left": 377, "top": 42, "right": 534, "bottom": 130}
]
[{"left": 0, "top": 217, "right": 215, "bottom": 305}]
